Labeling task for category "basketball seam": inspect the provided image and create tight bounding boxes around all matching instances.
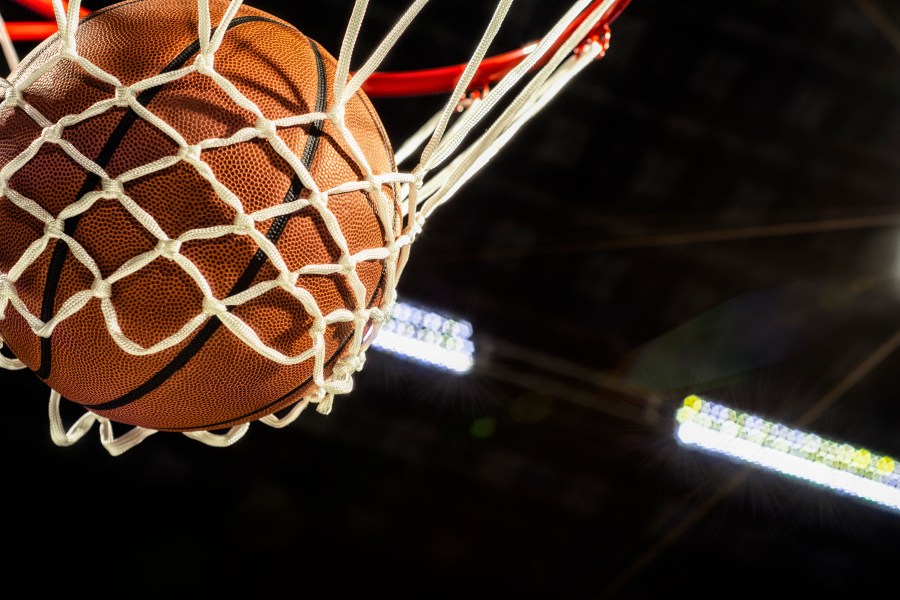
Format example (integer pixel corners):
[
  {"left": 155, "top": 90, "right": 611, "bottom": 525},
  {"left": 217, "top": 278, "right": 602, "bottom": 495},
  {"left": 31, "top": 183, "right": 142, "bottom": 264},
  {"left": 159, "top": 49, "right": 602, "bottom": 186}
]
[
  {"left": 90, "top": 35, "right": 329, "bottom": 415},
  {"left": 22, "top": 9, "right": 394, "bottom": 432},
  {"left": 36, "top": 14, "right": 292, "bottom": 379},
  {"left": 134, "top": 41, "right": 394, "bottom": 433}
]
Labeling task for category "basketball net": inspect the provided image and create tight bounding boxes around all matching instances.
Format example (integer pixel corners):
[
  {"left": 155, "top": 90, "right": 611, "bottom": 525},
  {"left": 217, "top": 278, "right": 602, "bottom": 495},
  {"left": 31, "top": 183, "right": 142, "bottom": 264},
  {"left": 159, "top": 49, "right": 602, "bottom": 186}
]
[{"left": 0, "top": 0, "right": 628, "bottom": 455}]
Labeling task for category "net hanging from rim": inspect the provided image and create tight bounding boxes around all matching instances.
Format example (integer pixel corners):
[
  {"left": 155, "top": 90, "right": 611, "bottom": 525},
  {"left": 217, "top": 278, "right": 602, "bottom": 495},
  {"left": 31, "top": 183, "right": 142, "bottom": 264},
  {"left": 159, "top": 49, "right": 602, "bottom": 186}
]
[{"left": 0, "top": 0, "right": 629, "bottom": 455}]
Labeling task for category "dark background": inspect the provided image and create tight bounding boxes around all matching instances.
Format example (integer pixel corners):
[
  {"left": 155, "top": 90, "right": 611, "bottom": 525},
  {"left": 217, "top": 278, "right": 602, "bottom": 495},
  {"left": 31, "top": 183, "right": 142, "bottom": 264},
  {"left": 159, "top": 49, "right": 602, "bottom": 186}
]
[{"left": 2, "top": 0, "right": 900, "bottom": 597}]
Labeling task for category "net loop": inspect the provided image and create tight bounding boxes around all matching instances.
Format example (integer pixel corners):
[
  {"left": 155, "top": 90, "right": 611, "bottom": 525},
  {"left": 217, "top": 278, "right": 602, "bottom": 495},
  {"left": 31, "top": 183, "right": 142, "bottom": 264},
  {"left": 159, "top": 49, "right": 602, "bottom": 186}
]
[
  {"left": 182, "top": 425, "right": 249, "bottom": 447},
  {"left": 0, "top": 341, "right": 25, "bottom": 369}
]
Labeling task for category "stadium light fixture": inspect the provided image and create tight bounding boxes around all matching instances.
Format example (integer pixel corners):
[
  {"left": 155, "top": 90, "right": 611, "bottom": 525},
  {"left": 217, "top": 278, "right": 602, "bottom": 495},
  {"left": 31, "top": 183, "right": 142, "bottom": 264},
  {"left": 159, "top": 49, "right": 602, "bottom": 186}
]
[
  {"left": 676, "top": 395, "right": 900, "bottom": 513},
  {"left": 372, "top": 301, "right": 475, "bottom": 373}
]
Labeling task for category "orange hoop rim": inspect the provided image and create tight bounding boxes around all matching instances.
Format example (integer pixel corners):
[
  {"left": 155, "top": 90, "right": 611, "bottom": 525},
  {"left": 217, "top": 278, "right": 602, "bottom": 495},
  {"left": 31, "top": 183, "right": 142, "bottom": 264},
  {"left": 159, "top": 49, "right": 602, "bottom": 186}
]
[{"left": 1, "top": 0, "right": 632, "bottom": 96}]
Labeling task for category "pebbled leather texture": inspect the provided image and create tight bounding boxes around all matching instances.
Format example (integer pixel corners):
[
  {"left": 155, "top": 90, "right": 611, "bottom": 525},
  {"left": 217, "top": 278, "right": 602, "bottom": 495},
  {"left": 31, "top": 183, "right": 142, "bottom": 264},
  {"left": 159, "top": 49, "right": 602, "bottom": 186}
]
[{"left": 0, "top": 0, "right": 398, "bottom": 431}]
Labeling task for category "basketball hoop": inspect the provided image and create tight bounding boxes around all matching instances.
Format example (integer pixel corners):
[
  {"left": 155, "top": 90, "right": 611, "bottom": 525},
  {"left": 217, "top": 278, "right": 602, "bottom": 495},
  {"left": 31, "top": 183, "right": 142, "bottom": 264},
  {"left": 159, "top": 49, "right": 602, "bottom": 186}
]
[{"left": 0, "top": 0, "right": 631, "bottom": 455}]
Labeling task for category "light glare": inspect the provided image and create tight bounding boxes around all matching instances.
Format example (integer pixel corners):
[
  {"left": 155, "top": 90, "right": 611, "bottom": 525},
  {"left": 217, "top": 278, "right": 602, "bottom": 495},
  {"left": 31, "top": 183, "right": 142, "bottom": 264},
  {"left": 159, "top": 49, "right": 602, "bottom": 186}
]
[
  {"left": 372, "top": 301, "right": 475, "bottom": 373},
  {"left": 675, "top": 396, "right": 900, "bottom": 513}
]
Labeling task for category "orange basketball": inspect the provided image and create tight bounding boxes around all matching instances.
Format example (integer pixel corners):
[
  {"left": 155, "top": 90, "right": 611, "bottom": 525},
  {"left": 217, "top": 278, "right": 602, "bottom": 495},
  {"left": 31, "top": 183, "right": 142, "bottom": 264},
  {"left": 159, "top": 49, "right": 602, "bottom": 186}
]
[{"left": 0, "top": 0, "right": 398, "bottom": 431}]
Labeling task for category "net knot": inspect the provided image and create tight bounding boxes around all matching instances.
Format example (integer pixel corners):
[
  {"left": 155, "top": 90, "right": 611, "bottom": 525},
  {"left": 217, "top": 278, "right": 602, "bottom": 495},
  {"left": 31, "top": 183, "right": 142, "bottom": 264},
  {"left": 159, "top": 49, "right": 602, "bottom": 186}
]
[
  {"left": 91, "top": 279, "right": 112, "bottom": 300},
  {"left": 3, "top": 86, "right": 20, "bottom": 108},
  {"left": 307, "top": 190, "right": 325, "bottom": 207},
  {"left": 338, "top": 255, "right": 356, "bottom": 274},
  {"left": 41, "top": 123, "right": 64, "bottom": 143},
  {"left": 193, "top": 53, "right": 214, "bottom": 75},
  {"left": 59, "top": 48, "right": 79, "bottom": 62},
  {"left": 310, "top": 317, "right": 326, "bottom": 337},
  {"left": 44, "top": 218, "right": 65, "bottom": 238},
  {"left": 156, "top": 238, "right": 182, "bottom": 260},
  {"left": 329, "top": 103, "right": 346, "bottom": 125},
  {"left": 407, "top": 215, "right": 425, "bottom": 242},
  {"left": 255, "top": 117, "right": 277, "bottom": 139},
  {"left": 101, "top": 178, "right": 124, "bottom": 198},
  {"left": 178, "top": 144, "right": 202, "bottom": 163},
  {"left": 335, "top": 352, "right": 366, "bottom": 377},
  {"left": 232, "top": 213, "right": 255, "bottom": 235},
  {"left": 313, "top": 391, "right": 334, "bottom": 415},
  {"left": 278, "top": 270, "right": 299, "bottom": 288},
  {"left": 203, "top": 297, "right": 228, "bottom": 318},
  {"left": 114, "top": 85, "right": 135, "bottom": 108},
  {"left": 0, "top": 274, "right": 10, "bottom": 317}
]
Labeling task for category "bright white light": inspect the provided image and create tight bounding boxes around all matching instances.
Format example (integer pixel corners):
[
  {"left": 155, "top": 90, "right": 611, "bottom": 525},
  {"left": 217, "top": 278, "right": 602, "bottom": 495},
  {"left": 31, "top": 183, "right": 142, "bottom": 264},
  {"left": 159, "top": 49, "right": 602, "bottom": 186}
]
[
  {"left": 675, "top": 395, "right": 900, "bottom": 513},
  {"left": 373, "top": 329, "right": 474, "bottom": 373},
  {"left": 372, "top": 301, "right": 475, "bottom": 373}
]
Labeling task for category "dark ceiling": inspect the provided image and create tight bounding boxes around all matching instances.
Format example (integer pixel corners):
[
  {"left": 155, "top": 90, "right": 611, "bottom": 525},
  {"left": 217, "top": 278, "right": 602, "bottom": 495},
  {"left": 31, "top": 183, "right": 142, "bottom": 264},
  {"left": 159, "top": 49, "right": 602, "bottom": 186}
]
[{"left": 2, "top": 0, "right": 900, "bottom": 597}]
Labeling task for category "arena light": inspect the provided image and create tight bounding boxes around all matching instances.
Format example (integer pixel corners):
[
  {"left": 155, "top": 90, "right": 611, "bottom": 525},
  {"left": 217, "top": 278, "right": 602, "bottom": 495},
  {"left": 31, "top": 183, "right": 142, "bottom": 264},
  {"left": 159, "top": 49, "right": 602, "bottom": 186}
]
[
  {"left": 372, "top": 301, "right": 475, "bottom": 373},
  {"left": 675, "top": 395, "right": 900, "bottom": 513}
]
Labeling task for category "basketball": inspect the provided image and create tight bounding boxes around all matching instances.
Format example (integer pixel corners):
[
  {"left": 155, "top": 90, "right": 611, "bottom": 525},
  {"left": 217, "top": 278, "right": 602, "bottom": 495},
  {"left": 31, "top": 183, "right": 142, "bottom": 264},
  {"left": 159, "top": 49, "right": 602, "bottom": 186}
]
[{"left": 0, "top": 0, "right": 399, "bottom": 431}]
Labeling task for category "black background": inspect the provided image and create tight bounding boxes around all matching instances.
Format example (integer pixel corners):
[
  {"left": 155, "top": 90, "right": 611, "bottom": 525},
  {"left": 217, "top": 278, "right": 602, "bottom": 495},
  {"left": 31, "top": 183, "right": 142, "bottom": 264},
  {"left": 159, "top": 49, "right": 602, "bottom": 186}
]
[{"left": 2, "top": 0, "right": 900, "bottom": 597}]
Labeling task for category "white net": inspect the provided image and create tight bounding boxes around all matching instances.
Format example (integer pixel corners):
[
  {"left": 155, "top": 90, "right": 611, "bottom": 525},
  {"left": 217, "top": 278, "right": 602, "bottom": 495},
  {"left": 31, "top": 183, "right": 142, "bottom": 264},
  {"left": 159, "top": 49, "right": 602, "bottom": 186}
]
[{"left": 0, "top": 0, "right": 623, "bottom": 455}]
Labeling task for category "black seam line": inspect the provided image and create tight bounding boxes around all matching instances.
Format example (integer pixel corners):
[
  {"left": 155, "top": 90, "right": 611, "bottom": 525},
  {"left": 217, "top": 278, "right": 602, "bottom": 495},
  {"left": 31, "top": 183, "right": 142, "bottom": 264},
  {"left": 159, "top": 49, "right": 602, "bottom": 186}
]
[
  {"left": 36, "top": 14, "right": 290, "bottom": 379},
  {"left": 160, "top": 40, "right": 352, "bottom": 432},
  {"left": 90, "top": 37, "right": 328, "bottom": 413}
]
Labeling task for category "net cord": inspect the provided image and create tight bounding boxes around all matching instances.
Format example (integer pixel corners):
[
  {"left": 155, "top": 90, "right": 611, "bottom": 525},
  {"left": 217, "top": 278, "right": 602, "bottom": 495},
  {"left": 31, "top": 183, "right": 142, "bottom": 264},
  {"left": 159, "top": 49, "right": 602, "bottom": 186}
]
[
  {"left": 417, "top": 0, "right": 617, "bottom": 219},
  {"left": 0, "top": 10, "right": 18, "bottom": 71},
  {"left": 0, "top": 0, "right": 618, "bottom": 454}
]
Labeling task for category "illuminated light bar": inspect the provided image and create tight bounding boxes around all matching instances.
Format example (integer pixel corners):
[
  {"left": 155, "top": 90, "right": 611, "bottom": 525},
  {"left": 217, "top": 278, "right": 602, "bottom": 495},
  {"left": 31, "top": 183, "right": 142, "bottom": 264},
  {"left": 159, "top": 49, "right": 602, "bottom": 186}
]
[
  {"left": 372, "top": 301, "right": 475, "bottom": 373},
  {"left": 675, "top": 395, "right": 900, "bottom": 513}
]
